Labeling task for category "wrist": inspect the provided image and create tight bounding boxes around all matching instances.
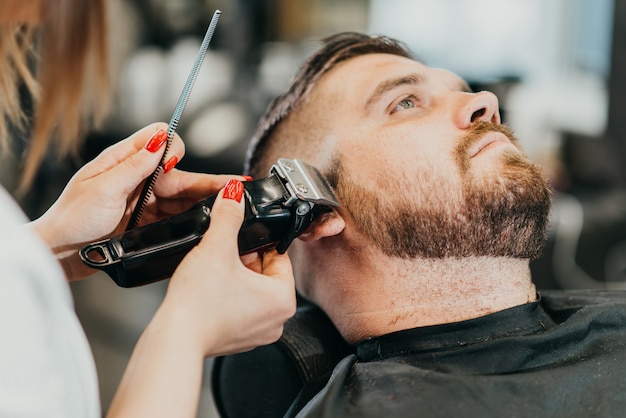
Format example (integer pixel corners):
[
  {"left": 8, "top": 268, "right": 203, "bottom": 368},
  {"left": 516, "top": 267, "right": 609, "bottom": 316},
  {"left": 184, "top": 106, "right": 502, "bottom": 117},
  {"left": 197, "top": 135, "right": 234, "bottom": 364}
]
[
  {"left": 155, "top": 292, "right": 222, "bottom": 358},
  {"left": 26, "top": 217, "right": 82, "bottom": 281},
  {"left": 27, "top": 217, "right": 56, "bottom": 249},
  {"left": 149, "top": 298, "right": 208, "bottom": 357}
]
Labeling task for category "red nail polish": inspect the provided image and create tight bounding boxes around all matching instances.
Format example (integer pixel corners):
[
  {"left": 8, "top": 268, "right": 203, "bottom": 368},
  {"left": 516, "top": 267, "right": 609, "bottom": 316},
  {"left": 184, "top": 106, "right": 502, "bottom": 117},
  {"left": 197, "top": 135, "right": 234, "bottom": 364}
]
[
  {"left": 163, "top": 156, "right": 178, "bottom": 173},
  {"left": 243, "top": 175, "right": 253, "bottom": 181},
  {"left": 145, "top": 130, "right": 168, "bottom": 152},
  {"left": 223, "top": 179, "right": 244, "bottom": 203}
]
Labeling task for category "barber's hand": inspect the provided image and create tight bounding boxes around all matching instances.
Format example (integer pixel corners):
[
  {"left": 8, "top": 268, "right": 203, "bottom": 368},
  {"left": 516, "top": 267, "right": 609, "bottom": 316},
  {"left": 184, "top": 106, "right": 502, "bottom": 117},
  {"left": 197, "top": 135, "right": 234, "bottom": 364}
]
[
  {"left": 158, "top": 179, "right": 297, "bottom": 357},
  {"left": 30, "top": 122, "right": 243, "bottom": 281},
  {"left": 106, "top": 181, "right": 295, "bottom": 417}
]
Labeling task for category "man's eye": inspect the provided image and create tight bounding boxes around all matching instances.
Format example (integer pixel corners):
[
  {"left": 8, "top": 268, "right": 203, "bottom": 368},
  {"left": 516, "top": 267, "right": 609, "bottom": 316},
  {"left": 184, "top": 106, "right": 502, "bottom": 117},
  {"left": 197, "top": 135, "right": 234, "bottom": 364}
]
[{"left": 392, "top": 96, "right": 419, "bottom": 112}]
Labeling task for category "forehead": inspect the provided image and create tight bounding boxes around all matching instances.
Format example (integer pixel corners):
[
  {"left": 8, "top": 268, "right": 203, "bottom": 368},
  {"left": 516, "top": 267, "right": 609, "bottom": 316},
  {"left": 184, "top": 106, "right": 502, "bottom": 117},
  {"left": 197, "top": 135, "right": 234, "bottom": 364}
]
[{"left": 313, "top": 53, "right": 469, "bottom": 101}]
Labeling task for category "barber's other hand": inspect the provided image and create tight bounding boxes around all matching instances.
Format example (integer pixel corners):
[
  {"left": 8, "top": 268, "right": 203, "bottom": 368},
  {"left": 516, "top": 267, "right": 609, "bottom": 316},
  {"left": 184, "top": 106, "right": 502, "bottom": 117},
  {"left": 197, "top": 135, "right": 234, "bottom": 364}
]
[
  {"left": 105, "top": 180, "right": 295, "bottom": 417},
  {"left": 30, "top": 122, "right": 243, "bottom": 281},
  {"left": 156, "top": 179, "right": 297, "bottom": 357}
]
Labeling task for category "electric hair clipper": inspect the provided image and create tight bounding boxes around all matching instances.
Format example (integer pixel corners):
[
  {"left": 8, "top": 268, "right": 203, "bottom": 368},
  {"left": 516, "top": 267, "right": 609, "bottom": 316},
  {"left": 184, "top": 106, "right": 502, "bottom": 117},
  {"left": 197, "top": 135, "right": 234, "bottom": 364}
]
[{"left": 79, "top": 158, "right": 339, "bottom": 288}]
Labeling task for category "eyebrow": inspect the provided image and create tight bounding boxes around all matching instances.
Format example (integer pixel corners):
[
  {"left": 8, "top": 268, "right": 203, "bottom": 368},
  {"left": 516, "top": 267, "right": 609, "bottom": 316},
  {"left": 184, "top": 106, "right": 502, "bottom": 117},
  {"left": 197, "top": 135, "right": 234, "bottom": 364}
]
[
  {"left": 365, "top": 73, "right": 423, "bottom": 109},
  {"left": 365, "top": 73, "right": 474, "bottom": 110}
]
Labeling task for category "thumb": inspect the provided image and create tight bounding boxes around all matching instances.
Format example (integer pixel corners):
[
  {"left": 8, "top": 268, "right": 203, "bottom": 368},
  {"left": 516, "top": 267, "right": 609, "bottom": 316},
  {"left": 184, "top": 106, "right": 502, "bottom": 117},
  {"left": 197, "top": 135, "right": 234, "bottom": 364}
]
[
  {"left": 199, "top": 179, "right": 245, "bottom": 255},
  {"left": 105, "top": 129, "right": 171, "bottom": 196}
]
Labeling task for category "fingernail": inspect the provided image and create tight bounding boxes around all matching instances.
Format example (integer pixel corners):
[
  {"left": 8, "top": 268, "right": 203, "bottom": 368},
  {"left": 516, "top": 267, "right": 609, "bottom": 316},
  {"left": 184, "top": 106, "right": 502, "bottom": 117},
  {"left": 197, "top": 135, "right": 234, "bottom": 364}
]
[
  {"left": 163, "top": 156, "right": 178, "bottom": 173},
  {"left": 223, "top": 179, "right": 244, "bottom": 203},
  {"left": 243, "top": 175, "right": 253, "bottom": 181},
  {"left": 145, "top": 129, "right": 168, "bottom": 152}
]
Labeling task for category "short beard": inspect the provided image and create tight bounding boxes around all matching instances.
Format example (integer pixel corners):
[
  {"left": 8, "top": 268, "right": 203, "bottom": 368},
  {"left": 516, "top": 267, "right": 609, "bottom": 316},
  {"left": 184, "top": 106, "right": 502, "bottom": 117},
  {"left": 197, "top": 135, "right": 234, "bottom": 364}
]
[{"left": 325, "top": 122, "right": 553, "bottom": 259}]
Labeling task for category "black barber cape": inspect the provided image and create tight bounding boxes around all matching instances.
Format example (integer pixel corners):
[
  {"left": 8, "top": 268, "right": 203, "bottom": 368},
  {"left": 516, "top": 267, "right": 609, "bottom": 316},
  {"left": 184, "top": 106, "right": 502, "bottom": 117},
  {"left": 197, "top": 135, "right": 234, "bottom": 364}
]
[{"left": 212, "top": 290, "right": 626, "bottom": 418}]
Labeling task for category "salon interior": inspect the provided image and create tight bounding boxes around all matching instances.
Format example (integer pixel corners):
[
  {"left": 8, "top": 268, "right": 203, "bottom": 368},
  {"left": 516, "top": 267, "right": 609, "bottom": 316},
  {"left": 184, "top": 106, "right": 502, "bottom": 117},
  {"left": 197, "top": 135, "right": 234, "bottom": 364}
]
[{"left": 2, "top": 0, "right": 624, "bottom": 416}]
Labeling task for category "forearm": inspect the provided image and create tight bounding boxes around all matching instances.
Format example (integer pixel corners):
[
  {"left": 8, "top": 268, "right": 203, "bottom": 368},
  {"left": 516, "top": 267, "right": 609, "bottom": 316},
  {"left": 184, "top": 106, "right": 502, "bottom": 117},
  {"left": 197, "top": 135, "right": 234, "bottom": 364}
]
[{"left": 106, "top": 302, "right": 207, "bottom": 418}]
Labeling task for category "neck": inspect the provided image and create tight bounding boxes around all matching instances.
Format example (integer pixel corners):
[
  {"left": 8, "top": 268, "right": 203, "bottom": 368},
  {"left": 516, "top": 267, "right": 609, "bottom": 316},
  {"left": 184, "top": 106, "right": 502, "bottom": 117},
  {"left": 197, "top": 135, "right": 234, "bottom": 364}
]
[{"left": 310, "top": 250, "right": 536, "bottom": 344}]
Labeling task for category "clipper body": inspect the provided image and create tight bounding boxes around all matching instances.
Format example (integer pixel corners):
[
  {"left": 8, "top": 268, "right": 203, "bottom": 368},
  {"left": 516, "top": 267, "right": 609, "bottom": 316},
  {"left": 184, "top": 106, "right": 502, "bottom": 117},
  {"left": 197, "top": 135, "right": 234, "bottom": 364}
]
[{"left": 80, "top": 159, "right": 339, "bottom": 287}]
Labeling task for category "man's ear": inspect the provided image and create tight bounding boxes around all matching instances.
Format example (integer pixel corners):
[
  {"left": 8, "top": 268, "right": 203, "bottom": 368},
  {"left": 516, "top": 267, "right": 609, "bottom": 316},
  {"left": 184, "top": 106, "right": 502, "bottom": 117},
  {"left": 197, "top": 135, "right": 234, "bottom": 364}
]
[{"left": 297, "top": 210, "right": 345, "bottom": 242}]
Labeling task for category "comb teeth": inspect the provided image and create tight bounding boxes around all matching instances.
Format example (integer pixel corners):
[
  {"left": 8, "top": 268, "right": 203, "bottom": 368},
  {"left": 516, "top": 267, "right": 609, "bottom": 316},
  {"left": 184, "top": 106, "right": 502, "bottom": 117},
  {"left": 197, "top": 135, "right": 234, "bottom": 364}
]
[
  {"left": 124, "top": 10, "right": 221, "bottom": 231},
  {"left": 126, "top": 165, "right": 163, "bottom": 231}
]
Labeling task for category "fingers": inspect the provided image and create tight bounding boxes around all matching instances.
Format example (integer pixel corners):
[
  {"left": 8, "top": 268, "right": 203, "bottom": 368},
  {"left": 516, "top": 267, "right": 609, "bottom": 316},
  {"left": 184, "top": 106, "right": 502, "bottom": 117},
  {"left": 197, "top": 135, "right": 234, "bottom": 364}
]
[
  {"left": 240, "top": 252, "right": 263, "bottom": 272},
  {"left": 153, "top": 172, "right": 246, "bottom": 201},
  {"left": 112, "top": 131, "right": 185, "bottom": 196},
  {"left": 107, "top": 123, "right": 186, "bottom": 167},
  {"left": 199, "top": 179, "right": 294, "bottom": 283},
  {"left": 79, "top": 123, "right": 186, "bottom": 182},
  {"left": 198, "top": 179, "right": 245, "bottom": 255},
  {"left": 79, "top": 123, "right": 252, "bottom": 205},
  {"left": 164, "top": 178, "right": 296, "bottom": 357},
  {"left": 258, "top": 249, "right": 294, "bottom": 280}
]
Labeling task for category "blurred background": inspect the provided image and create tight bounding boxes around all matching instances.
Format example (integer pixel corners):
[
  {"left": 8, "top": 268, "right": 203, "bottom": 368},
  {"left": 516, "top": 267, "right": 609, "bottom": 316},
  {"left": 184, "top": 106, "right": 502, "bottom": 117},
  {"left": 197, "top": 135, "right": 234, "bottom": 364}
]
[{"left": 2, "top": 0, "right": 626, "bottom": 416}]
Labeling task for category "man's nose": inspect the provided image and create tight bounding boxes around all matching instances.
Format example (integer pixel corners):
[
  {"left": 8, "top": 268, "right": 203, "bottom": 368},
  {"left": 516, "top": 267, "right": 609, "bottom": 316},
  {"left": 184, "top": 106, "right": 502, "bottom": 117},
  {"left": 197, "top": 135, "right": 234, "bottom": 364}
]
[{"left": 454, "top": 91, "right": 501, "bottom": 129}]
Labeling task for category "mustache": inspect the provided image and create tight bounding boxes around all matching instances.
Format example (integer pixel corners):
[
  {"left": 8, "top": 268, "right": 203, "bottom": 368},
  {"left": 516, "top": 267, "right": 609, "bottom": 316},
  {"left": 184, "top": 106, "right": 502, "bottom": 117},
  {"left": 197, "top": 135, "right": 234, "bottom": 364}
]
[
  {"left": 459, "top": 121, "right": 519, "bottom": 151},
  {"left": 454, "top": 121, "right": 523, "bottom": 172}
]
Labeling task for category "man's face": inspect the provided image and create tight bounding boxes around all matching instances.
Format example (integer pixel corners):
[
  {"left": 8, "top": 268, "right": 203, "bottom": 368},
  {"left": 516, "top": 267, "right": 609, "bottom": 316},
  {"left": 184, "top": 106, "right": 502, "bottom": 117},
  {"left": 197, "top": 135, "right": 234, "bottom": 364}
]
[{"left": 307, "top": 53, "right": 551, "bottom": 259}]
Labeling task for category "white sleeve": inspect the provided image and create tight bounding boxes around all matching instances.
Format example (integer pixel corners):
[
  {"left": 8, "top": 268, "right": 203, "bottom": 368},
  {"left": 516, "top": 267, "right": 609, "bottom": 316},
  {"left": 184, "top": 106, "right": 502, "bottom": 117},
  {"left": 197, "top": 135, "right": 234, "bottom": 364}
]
[{"left": 0, "top": 188, "right": 100, "bottom": 418}]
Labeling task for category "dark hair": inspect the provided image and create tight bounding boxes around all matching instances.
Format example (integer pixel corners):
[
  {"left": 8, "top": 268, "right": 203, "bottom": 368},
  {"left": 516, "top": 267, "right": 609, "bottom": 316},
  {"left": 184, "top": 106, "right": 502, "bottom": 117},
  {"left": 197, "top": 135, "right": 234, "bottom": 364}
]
[{"left": 244, "top": 32, "right": 413, "bottom": 177}]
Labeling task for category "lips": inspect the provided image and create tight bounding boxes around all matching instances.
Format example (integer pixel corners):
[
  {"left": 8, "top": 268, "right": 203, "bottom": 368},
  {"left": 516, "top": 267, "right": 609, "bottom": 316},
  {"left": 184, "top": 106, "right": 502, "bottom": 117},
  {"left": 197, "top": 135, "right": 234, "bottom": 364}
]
[{"left": 468, "top": 131, "right": 513, "bottom": 158}]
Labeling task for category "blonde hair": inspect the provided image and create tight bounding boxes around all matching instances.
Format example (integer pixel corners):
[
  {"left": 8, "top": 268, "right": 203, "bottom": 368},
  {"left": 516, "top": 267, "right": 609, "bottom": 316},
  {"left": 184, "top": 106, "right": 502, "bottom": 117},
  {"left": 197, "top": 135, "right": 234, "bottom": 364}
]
[{"left": 0, "top": 0, "right": 109, "bottom": 193}]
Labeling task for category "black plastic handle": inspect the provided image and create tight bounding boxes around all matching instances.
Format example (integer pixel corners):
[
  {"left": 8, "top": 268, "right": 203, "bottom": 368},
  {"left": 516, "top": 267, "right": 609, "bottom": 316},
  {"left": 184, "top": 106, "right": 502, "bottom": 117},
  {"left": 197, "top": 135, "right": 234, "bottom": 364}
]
[
  {"left": 80, "top": 177, "right": 294, "bottom": 287},
  {"left": 80, "top": 170, "right": 334, "bottom": 288},
  {"left": 80, "top": 201, "right": 211, "bottom": 287}
]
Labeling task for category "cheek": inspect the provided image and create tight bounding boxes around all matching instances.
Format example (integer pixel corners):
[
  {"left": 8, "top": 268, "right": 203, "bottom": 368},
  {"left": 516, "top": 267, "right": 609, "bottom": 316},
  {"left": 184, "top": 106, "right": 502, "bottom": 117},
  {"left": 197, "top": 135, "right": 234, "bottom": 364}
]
[
  {"left": 334, "top": 118, "right": 460, "bottom": 184},
  {"left": 409, "top": 158, "right": 465, "bottom": 208}
]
